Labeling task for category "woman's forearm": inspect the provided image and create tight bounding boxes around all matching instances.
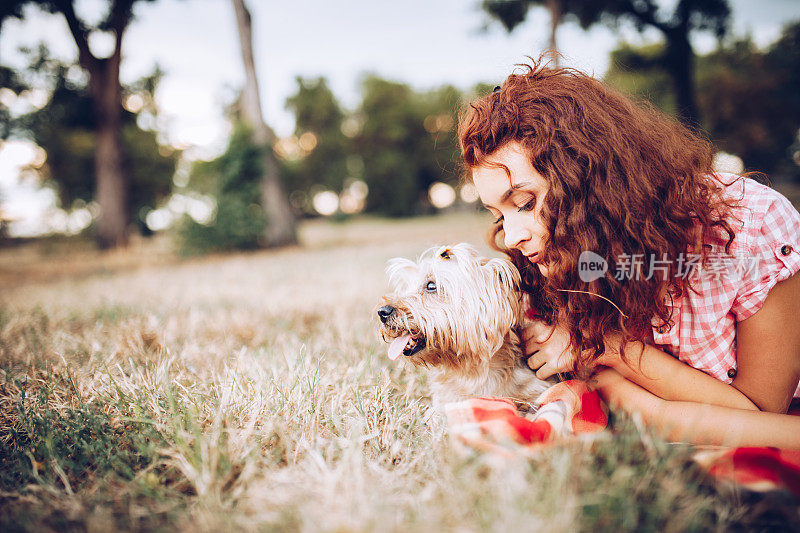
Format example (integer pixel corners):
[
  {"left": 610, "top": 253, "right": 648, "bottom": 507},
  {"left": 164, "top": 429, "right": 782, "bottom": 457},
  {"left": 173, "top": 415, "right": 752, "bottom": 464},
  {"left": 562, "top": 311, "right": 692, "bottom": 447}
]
[
  {"left": 592, "top": 368, "right": 800, "bottom": 449},
  {"left": 656, "top": 399, "right": 800, "bottom": 448},
  {"left": 599, "top": 334, "right": 759, "bottom": 411}
]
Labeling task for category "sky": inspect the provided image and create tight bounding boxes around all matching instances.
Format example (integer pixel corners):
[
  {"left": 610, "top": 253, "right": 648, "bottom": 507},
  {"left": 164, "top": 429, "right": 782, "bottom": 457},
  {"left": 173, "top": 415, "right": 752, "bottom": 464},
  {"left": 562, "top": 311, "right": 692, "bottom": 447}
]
[{"left": 1, "top": 0, "right": 799, "bottom": 235}]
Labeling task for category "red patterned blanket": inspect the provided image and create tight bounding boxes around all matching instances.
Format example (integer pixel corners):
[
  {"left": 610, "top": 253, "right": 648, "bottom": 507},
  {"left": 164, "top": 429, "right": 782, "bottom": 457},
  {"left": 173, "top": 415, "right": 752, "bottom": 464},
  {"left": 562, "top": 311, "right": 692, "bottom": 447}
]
[{"left": 444, "top": 380, "right": 800, "bottom": 497}]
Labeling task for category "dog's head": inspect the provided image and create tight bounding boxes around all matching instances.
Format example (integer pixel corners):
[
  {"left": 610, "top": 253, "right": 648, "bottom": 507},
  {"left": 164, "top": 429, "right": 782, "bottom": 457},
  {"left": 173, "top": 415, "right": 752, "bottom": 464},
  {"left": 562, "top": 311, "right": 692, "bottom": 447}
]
[{"left": 376, "top": 243, "right": 522, "bottom": 368}]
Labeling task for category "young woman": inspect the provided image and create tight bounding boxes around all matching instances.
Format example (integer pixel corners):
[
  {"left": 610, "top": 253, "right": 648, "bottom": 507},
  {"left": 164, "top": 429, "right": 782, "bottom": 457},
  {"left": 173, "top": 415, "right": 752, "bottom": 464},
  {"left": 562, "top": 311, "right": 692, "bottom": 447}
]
[{"left": 459, "top": 60, "right": 800, "bottom": 449}]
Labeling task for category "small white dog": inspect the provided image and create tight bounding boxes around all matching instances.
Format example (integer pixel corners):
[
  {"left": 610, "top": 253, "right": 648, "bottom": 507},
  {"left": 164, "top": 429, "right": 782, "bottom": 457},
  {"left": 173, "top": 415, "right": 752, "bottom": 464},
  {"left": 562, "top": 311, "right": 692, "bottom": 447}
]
[{"left": 377, "top": 243, "right": 553, "bottom": 412}]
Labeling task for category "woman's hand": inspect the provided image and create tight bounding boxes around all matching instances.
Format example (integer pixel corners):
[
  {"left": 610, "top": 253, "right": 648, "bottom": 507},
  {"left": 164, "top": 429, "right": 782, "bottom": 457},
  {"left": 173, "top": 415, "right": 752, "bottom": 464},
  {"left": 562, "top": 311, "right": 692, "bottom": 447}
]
[
  {"left": 522, "top": 320, "right": 579, "bottom": 379},
  {"left": 522, "top": 321, "right": 626, "bottom": 379}
]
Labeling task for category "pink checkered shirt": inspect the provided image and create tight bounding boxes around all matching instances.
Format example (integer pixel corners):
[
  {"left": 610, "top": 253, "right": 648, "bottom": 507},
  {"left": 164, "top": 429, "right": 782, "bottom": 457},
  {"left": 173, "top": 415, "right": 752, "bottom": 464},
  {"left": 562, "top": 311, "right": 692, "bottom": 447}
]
[{"left": 650, "top": 173, "right": 800, "bottom": 397}]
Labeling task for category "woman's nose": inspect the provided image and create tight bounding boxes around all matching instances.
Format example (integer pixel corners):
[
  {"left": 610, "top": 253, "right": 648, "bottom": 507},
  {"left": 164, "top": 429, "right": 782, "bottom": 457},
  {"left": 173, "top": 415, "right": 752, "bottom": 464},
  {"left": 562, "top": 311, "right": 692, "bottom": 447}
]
[{"left": 503, "top": 215, "right": 531, "bottom": 250}]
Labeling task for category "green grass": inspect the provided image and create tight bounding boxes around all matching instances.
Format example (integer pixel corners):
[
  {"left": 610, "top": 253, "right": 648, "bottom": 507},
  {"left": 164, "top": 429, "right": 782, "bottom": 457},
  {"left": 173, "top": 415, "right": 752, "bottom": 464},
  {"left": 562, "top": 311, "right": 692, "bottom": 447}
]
[{"left": 0, "top": 212, "right": 796, "bottom": 531}]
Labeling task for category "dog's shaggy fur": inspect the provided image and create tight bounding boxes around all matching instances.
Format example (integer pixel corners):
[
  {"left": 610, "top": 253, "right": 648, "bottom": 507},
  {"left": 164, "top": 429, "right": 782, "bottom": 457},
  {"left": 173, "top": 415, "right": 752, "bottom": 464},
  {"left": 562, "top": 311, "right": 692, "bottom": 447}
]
[{"left": 377, "top": 243, "right": 552, "bottom": 412}]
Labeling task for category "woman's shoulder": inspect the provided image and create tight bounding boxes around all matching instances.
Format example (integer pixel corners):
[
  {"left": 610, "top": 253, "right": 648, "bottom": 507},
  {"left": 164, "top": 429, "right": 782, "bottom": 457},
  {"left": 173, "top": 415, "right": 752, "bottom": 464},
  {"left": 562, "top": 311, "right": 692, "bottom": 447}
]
[
  {"left": 703, "top": 172, "right": 800, "bottom": 321},
  {"left": 708, "top": 173, "right": 800, "bottom": 254},
  {"left": 651, "top": 173, "right": 800, "bottom": 386},
  {"left": 712, "top": 173, "right": 798, "bottom": 223}
]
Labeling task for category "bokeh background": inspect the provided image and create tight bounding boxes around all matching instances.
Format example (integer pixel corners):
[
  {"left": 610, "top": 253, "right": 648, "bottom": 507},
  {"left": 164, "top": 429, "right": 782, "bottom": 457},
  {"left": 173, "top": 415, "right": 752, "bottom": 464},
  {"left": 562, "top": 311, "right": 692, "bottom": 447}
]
[{"left": 0, "top": 0, "right": 799, "bottom": 253}]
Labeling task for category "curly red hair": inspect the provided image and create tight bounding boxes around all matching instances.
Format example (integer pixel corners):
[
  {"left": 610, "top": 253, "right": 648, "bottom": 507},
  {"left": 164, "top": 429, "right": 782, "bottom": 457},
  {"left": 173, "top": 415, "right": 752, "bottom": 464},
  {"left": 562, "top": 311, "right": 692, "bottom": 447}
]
[{"left": 459, "top": 59, "right": 744, "bottom": 371}]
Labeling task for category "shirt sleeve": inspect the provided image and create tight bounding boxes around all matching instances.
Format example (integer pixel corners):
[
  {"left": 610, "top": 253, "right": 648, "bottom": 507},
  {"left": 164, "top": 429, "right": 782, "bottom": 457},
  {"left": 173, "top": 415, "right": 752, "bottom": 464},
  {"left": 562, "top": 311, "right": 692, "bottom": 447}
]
[{"left": 731, "top": 189, "right": 800, "bottom": 322}]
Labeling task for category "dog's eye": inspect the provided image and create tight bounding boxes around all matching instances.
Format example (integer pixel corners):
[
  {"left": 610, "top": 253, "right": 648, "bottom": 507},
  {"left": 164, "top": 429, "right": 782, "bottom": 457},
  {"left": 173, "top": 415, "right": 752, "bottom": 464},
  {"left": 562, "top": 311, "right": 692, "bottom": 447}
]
[{"left": 425, "top": 281, "right": 437, "bottom": 293}]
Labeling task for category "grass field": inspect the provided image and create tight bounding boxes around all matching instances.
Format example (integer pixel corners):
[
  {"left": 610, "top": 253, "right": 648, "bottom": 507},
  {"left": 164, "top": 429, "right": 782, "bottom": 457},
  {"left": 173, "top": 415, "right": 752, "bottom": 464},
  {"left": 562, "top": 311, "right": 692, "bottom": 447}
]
[{"left": 0, "top": 212, "right": 797, "bottom": 531}]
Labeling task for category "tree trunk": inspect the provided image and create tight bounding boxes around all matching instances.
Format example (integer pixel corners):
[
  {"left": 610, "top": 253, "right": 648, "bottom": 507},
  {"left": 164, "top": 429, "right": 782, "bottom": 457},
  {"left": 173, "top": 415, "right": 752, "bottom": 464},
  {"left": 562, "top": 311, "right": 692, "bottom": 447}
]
[
  {"left": 231, "top": 0, "right": 297, "bottom": 247},
  {"left": 545, "top": 0, "right": 562, "bottom": 68},
  {"left": 91, "top": 59, "right": 129, "bottom": 248},
  {"left": 664, "top": 28, "right": 701, "bottom": 128},
  {"left": 59, "top": 0, "right": 130, "bottom": 248}
]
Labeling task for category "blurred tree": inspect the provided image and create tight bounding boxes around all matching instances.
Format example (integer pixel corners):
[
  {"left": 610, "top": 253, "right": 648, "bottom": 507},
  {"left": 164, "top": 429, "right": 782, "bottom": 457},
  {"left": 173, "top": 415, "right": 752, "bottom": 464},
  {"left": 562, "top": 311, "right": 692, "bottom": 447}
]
[
  {"left": 604, "top": 42, "right": 675, "bottom": 112},
  {"left": 482, "top": 0, "right": 568, "bottom": 67},
  {"left": 11, "top": 48, "right": 177, "bottom": 234},
  {"left": 176, "top": 123, "right": 267, "bottom": 255},
  {"left": 416, "top": 83, "right": 464, "bottom": 193},
  {"left": 353, "top": 76, "right": 462, "bottom": 216},
  {"left": 231, "top": 0, "right": 296, "bottom": 247},
  {"left": 696, "top": 22, "right": 800, "bottom": 181},
  {"left": 283, "top": 77, "right": 349, "bottom": 198},
  {"left": 606, "top": 22, "right": 800, "bottom": 181},
  {"left": 480, "top": 0, "right": 732, "bottom": 126},
  {"left": 349, "top": 77, "right": 417, "bottom": 217},
  {"left": 0, "top": 65, "right": 27, "bottom": 139},
  {"left": 1, "top": 0, "right": 160, "bottom": 248}
]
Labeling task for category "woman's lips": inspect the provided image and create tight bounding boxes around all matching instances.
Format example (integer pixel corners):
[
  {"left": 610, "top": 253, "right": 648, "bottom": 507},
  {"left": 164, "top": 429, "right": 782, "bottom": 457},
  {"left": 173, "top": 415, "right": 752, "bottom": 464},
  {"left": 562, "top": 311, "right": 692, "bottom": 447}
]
[{"left": 526, "top": 252, "right": 540, "bottom": 264}]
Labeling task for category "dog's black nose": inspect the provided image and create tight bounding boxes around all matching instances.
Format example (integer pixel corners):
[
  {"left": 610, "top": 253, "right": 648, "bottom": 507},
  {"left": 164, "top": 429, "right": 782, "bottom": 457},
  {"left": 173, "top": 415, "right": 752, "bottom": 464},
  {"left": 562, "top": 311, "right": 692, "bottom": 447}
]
[{"left": 378, "top": 305, "right": 395, "bottom": 323}]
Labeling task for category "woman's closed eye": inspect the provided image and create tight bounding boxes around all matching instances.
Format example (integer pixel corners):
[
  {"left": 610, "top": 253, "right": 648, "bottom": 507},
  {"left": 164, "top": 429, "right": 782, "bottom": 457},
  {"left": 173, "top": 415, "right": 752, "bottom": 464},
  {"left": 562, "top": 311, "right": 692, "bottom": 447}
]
[
  {"left": 489, "top": 196, "right": 535, "bottom": 224},
  {"left": 517, "top": 196, "right": 536, "bottom": 212}
]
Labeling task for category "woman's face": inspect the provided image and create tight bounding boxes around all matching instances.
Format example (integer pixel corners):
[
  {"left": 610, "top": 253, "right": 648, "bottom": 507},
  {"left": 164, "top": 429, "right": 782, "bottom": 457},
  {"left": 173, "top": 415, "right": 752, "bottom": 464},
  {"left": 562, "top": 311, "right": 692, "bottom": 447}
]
[{"left": 472, "top": 141, "right": 550, "bottom": 276}]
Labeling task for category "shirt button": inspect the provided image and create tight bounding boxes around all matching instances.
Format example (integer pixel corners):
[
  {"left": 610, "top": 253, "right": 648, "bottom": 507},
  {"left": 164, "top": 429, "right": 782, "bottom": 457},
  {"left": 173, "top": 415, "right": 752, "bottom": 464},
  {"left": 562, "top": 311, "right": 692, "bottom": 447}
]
[
  {"left": 781, "top": 244, "right": 793, "bottom": 256},
  {"left": 656, "top": 325, "right": 667, "bottom": 334},
  {"left": 727, "top": 368, "right": 737, "bottom": 379}
]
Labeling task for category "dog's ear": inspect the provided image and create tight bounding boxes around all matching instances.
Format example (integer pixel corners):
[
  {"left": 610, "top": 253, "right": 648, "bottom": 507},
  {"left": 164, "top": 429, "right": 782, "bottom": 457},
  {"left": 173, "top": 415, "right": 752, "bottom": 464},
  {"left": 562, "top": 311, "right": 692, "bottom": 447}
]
[
  {"left": 474, "top": 257, "right": 523, "bottom": 355},
  {"left": 481, "top": 257, "right": 521, "bottom": 294},
  {"left": 386, "top": 258, "right": 417, "bottom": 287}
]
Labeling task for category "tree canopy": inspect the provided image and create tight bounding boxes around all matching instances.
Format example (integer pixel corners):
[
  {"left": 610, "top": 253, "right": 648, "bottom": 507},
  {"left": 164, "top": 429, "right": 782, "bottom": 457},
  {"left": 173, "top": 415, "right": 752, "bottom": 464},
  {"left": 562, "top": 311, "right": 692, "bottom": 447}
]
[
  {"left": 283, "top": 77, "right": 350, "bottom": 194},
  {"left": 606, "top": 21, "right": 800, "bottom": 181},
  {"left": 481, "top": 0, "right": 732, "bottom": 125},
  {"left": 5, "top": 46, "right": 178, "bottom": 234},
  {"left": 1, "top": 0, "right": 160, "bottom": 247},
  {"left": 354, "top": 76, "right": 462, "bottom": 217}
]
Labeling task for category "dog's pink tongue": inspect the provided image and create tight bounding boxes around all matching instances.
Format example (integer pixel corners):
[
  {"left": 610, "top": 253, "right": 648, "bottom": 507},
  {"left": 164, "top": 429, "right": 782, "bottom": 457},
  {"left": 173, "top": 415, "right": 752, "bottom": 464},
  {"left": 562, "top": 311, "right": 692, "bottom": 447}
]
[{"left": 388, "top": 334, "right": 412, "bottom": 361}]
